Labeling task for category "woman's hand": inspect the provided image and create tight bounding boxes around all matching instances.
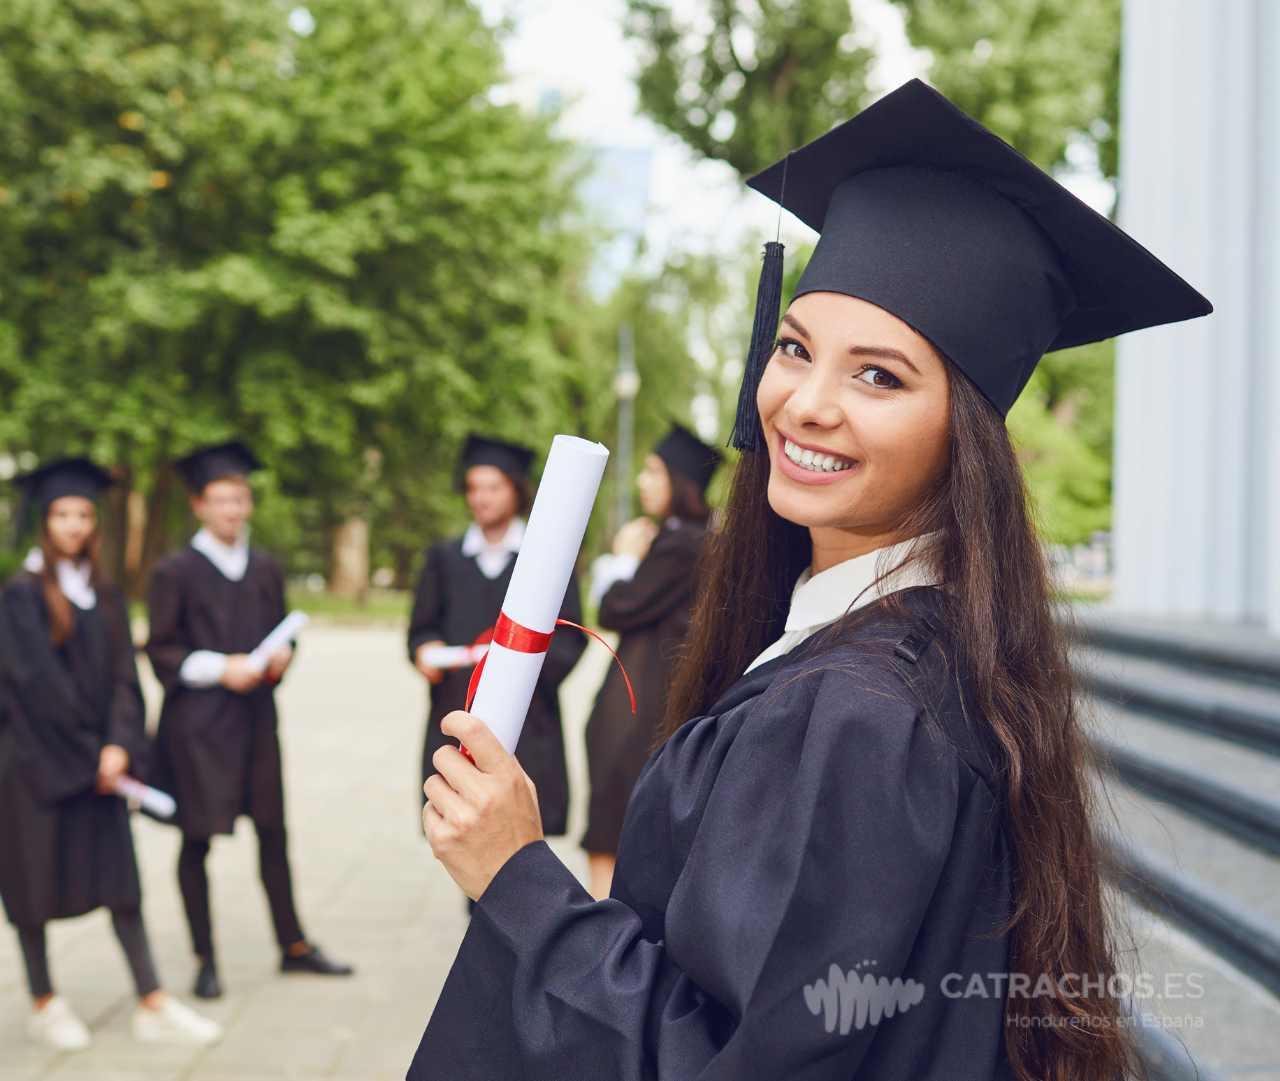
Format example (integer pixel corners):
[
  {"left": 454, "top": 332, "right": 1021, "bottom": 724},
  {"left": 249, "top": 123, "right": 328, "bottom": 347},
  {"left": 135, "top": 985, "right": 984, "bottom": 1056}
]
[
  {"left": 96, "top": 744, "right": 129, "bottom": 793},
  {"left": 415, "top": 641, "right": 446, "bottom": 685},
  {"left": 266, "top": 643, "right": 293, "bottom": 683},
  {"left": 423, "top": 710, "right": 543, "bottom": 901},
  {"left": 613, "top": 517, "right": 660, "bottom": 561},
  {"left": 221, "top": 654, "right": 264, "bottom": 693}
]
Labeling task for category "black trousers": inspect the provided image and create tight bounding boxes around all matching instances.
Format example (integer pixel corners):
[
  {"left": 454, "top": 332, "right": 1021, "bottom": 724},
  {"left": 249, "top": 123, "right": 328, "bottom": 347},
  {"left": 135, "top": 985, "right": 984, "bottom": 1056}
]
[
  {"left": 16, "top": 908, "right": 160, "bottom": 999},
  {"left": 178, "top": 826, "right": 305, "bottom": 959}
]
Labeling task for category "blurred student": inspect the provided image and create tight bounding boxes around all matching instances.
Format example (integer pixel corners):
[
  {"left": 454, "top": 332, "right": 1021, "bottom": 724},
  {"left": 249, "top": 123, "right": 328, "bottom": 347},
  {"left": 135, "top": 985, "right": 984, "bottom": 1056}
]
[
  {"left": 0, "top": 460, "right": 221, "bottom": 1050},
  {"left": 146, "top": 443, "right": 352, "bottom": 999},
  {"left": 409, "top": 435, "right": 586, "bottom": 845},
  {"left": 581, "top": 426, "right": 720, "bottom": 900}
]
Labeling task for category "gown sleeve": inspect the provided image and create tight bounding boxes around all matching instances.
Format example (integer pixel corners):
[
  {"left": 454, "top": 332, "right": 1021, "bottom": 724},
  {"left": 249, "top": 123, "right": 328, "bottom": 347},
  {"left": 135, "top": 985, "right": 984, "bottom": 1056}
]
[
  {"left": 144, "top": 559, "right": 193, "bottom": 695},
  {"left": 104, "top": 589, "right": 148, "bottom": 765},
  {"left": 598, "top": 531, "right": 699, "bottom": 634},
  {"left": 542, "top": 571, "right": 587, "bottom": 687},
  {"left": 0, "top": 582, "right": 103, "bottom": 805},
  {"left": 407, "top": 544, "right": 447, "bottom": 661},
  {"left": 410, "top": 661, "right": 961, "bottom": 1081}
]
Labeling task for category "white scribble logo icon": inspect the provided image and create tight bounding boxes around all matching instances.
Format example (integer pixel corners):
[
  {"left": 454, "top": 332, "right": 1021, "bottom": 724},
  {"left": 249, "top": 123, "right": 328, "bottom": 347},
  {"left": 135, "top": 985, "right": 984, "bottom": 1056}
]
[{"left": 804, "top": 959, "right": 925, "bottom": 1035}]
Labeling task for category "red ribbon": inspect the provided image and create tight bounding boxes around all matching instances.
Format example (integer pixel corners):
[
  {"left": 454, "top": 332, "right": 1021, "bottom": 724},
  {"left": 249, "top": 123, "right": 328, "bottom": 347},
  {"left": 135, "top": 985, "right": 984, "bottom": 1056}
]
[{"left": 465, "top": 612, "right": 635, "bottom": 715}]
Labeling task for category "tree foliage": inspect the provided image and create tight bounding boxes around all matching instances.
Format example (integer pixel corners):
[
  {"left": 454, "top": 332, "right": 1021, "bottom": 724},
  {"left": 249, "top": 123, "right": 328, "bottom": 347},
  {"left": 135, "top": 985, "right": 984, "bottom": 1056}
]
[
  {"left": 0, "top": 0, "right": 608, "bottom": 591},
  {"left": 624, "top": 0, "right": 873, "bottom": 177},
  {"left": 895, "top": 0, "right": 1121, "bottom": 178}
]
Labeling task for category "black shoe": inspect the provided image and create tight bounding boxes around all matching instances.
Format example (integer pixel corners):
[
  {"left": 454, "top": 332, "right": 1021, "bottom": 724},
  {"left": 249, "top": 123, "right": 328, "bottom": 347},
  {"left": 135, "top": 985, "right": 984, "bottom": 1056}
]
[
  {"left": 280, "top": 943, "right": 354, "bottom": 976},
  {"left": 193, "top": 958, "right": 222, "bottom": 999}
]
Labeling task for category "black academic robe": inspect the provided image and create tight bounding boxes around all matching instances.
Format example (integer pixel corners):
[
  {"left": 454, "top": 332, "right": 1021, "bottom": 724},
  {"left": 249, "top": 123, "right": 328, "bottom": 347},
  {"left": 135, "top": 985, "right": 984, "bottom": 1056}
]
[
  {"left": 582, "top": 520, "right": 705, "bottom": 855},
  {"left": 408, "top": 536, "right": 586, "bottom": 836},
  {"left": 410, "top": 588, "right": 1016, "bottom": 1080},
  {"left": 0, "top": 574, "right": 148, "bottom": 927},
  {"left": 146, "top": 545, "right": 289, "bottom": 838}
]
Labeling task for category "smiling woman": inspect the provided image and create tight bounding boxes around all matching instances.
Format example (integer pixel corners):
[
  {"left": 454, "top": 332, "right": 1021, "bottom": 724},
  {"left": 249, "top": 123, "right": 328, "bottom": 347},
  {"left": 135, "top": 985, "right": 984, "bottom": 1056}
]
[{"left": 410, "top": 80, "right": 1211, "bottom": 1081}]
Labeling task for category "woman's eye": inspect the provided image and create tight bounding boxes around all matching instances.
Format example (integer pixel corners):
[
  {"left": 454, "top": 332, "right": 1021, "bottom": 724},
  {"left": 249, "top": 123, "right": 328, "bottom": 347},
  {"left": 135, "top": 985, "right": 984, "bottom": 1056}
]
[
  {"left": 854, "top": 366, "right": 903, "bottom": 389},
  {"left": 777, "top": 338, "right": 809, "bottom": 360}
]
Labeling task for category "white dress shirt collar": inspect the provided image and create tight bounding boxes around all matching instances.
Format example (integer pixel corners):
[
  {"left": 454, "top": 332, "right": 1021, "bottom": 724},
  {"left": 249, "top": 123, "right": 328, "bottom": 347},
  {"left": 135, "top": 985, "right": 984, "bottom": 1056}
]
[
  {"left": 461, "top": 518, "right": 525, "bottom": 580},
  {"left": 191, "top": 527, "right": 250, "bottom": 582},
  {"left": 744, "top": 534, "right": 941, "bottom": 672},
  {"left": 23, "top": 547, "right": 97, "bottom": 610}
]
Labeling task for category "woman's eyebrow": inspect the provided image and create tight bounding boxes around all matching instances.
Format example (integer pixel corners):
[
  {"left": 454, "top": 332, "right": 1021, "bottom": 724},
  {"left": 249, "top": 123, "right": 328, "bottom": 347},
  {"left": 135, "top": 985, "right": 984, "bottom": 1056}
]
[
  {"left": 849, "top": 345, "right": 921, "bottom": 376},
  {"left": 780, "top": 313, "right": 810, "bottom": 338}
]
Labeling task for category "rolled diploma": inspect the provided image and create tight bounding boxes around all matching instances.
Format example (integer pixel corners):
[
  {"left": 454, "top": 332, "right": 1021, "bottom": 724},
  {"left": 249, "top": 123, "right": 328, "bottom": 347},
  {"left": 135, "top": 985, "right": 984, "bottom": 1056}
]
[
  {"left": 114, "top": 775, "right": 178, "bottom": 819},
  {"left": 422, "top": 644, "right": 488, "bottom": 669},
  {"left": 246, "top": 611, "right": 310, "bottom": 673},
  {"left": 468, "top": 435, "right": 609, "bottom": 754}
]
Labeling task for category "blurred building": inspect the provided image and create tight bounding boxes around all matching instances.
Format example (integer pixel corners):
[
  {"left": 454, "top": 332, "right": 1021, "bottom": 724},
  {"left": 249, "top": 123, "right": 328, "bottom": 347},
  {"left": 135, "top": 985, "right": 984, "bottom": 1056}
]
[{"left": 1114, "top": 0, "right": 1280, "bottom": 631}]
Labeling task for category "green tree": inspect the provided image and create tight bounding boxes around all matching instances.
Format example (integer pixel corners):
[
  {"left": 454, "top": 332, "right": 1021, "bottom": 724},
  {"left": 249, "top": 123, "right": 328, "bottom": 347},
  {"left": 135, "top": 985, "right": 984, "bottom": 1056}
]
[
  {"left": 895, "top": 0, "right": 1121, "bottom": 177},
  {"left": 0, "top": 0, "right": 590, "bottom": 593},
  {"left": 624, "top": 0, "right": 873, "bottom": 176}
]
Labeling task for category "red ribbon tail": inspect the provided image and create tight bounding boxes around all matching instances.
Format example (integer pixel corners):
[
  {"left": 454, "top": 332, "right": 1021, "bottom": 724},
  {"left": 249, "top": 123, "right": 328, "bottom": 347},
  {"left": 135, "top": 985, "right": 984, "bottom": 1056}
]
[{"left": 555, "top": 618, "right": 636, "bottom": 714}]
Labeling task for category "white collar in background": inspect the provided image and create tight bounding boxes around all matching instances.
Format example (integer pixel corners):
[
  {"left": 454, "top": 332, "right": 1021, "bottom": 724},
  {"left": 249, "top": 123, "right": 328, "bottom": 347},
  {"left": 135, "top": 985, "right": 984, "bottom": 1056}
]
[
  {"left": 462, "top": 518, "right": 525, "bottom": 580},
  {"left": 191, "top": 527, "right": 250, "bottom": 582},
  {"left": 744, "top": 534, "right": 941, "bottom": 673},
  {"left": 23, "top": 547, "right": 97, "bottom": 610}
]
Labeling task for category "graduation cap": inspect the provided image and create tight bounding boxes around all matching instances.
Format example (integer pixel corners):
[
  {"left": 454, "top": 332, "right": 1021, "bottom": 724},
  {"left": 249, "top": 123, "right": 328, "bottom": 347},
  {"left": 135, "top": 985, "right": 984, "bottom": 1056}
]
[
  {"left": 174, "top": 441, "right": 263, "bottom": 493},
  {"left": 731, "top": 78, "right": 1212, "bottom": 448},
  {"left": 14, "top": 458, "right": 115, "bottom": 514},
  {"left": 455, "top": 434, "right": 535, "bottom": 490},
  {"left": 653, "top": 425, "right": 723, "bottom": 491}
]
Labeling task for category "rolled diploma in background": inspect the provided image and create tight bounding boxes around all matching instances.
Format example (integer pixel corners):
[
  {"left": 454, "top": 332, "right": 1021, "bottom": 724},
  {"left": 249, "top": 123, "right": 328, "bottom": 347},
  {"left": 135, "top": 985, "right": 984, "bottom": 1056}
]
[
  {"left": 246, "top": 611, "right": 310, "bottom": 673},
  {"left": 114, "top": 776, "right": 178, "bottom": 819},
  {"left": 422, "top": 644, "right": 488, "bottom": 669},
  {"left": 468, "top": 435, "right": 609, "bottom": 754}
]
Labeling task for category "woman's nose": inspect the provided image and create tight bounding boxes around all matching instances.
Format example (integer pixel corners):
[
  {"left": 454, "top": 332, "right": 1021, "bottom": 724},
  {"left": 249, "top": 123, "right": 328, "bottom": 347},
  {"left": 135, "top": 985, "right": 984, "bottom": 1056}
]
[{"left": 785, "top": 364, "right": 844, "bottom": 429}]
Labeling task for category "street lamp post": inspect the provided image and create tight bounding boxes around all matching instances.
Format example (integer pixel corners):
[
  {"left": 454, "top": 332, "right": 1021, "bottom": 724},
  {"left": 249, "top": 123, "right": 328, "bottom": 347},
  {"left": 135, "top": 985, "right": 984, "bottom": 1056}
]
[{"left": 613, "top": 323, "right": 639, "bottom": 532}]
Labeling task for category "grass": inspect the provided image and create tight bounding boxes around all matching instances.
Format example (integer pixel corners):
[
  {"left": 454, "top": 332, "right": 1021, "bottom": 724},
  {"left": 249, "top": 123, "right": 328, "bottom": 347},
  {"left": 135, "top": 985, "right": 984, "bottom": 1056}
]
[{"left": 285, "top": 586, "right": 411, "bottom": 623}]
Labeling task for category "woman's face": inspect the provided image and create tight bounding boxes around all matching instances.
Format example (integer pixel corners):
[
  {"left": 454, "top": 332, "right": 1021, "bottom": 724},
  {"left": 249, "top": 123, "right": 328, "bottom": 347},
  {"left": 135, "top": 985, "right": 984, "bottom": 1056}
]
[
  {"left": 636, "top": 454, "right": 672, "bottom": 519},
  {"left": 46, "top": 496, "right": 97, "bottom": 560},
  {"left": 757, "top": 292, "right": 952, "bottom": 554}
]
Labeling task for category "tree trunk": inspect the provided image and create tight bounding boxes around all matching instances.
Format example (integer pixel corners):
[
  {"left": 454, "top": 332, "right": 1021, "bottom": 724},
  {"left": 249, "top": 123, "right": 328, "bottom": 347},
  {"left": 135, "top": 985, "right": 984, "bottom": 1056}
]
[
  {"left": 129, "top": 462, "right": 173, "bottom": 601},
  {"left": 331, "top": 516, "right": 369, "bottom": 600},
  {"left": 101, "top": 463, "right": 133, "bottom": 588}
]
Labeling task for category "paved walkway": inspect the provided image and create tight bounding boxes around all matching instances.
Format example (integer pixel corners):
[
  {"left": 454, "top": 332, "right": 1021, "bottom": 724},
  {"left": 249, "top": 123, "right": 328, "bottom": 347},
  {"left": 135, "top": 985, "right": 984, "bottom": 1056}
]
[{"left": 0, "top": 625, "right": 612, "bottom": 1081}]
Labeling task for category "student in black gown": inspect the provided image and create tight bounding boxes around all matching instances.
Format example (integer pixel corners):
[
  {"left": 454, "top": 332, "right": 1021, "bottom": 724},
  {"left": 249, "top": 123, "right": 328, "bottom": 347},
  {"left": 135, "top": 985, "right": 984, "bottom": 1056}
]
[
  {"left": 408, "top": 435, "right": 586, "bottom": 842},
  {"left": 146, "top": 442, "right": 352, "bottom": 1000},
  {"left": 411, "top": 81, "right": 1212, "bottom": 1080},
  {"left": 582, "top": 426, "right": 719, "bottom": 900},
  {"left": 0, "top": 460, "right": 221, "bottom": 1050}
]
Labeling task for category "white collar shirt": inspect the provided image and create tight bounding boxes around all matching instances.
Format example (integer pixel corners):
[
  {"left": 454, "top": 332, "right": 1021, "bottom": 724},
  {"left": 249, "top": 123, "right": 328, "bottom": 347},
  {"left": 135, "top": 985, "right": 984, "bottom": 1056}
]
[
  {"left": 23, "top": 547, "right": 97, "bottom": 610},
  {"left": 461, "top": 518, "right": 525, "bottom": 580},
  {"left": 744, "top": 535, "right": 942, "bottom": 673},
  {"left": 191, "top": 527, "right": 250, "bottom": 582}
]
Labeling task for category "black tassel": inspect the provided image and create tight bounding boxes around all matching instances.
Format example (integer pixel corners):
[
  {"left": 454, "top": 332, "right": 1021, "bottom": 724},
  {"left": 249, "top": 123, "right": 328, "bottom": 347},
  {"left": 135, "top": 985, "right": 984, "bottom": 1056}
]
[{"left": 731, "top": 240, "right": 785, "bottom": 451}]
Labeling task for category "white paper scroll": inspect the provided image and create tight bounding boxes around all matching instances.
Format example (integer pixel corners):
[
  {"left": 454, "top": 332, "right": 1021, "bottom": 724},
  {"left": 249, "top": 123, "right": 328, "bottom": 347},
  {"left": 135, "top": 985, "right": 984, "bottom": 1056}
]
[
  {"left": 422, "top": 644, "right": 489, "bottom": 669},
  {"left": 246, "top": 611, "right": 310, "bottom": 673},
  {"left": 468, "top": 435, "right": 609, "bottom": 754},
  {"left": 114, "top": 775, "right": 178, "bottom": 819}
]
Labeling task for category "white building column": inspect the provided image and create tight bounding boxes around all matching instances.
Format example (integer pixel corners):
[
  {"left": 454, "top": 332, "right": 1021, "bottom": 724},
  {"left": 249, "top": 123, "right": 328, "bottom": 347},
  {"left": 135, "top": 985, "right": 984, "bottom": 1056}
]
[{"left": 1114, "top": 0, "right": 1280, "bottom": 630}]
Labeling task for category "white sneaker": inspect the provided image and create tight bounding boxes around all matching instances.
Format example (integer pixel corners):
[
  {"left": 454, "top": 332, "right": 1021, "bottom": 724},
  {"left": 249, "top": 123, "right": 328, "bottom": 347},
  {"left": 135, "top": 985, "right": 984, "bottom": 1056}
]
[
  {"left": 27, "top": 995, "right": 91, "bottom": 1051},
  {"left": 132, "top": 996, "right": 223, "bottom": 1045}
]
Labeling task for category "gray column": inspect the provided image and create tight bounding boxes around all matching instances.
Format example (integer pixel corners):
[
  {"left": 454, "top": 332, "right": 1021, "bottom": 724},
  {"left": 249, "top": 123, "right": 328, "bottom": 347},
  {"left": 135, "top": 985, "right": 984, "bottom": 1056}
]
[{"left": 1114, "top": 0, "right": 1280, "bottom": 630}]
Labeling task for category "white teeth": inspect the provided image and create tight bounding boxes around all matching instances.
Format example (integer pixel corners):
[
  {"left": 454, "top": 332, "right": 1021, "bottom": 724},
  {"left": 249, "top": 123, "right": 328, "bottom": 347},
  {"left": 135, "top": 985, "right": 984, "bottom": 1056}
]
[{"left": 782, "top": 439, "right": 853, "bottom": 473}]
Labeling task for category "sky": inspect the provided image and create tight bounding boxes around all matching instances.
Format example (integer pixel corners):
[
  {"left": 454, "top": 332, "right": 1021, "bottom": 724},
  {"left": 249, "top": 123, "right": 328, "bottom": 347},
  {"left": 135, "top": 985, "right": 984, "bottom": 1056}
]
[{"left": 474, "top": 0, "right": 937, "bottom": 267}]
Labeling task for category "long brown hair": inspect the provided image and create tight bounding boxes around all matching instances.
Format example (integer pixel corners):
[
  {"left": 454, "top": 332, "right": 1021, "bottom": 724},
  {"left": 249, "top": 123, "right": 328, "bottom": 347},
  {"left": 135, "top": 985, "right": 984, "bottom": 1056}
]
[
  {"left": 666, "top": 362, "right": 1131, "bottom": 1080},
  {"left": 37, "top": 517, "right": 104, "bottom": 648}
]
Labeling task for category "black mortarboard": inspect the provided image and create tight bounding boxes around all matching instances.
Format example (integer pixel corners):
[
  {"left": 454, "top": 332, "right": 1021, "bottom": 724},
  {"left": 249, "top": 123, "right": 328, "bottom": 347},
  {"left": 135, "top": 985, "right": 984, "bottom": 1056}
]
[
  {"left": 175, "top": 441, "right": 263, "bottom": 493},
  {"left": 14, "top": 458, "right": 115, "bottom": 513},
  {"left": 654, "top": 425, "right": 722, "bottom": 491},
  {"left": 455, "top": 434, "right": 535, "bottom": 490},
  {"left": 731, "top": 79, "right": 1212, "bottom": 446}
]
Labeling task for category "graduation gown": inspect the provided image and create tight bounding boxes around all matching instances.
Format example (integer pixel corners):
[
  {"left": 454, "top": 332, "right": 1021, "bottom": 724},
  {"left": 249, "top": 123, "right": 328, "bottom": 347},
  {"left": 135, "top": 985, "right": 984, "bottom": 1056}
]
[
  {"left": 146, "top": 545, "right": 289, "bottom": 838},
  {"left": 582, "top": 520, "right": 705, "bottom": 855},
  {"left": 410, "top": 589, "right": 1016, "bottom": 1080},
  {"left": 0, "top": 575, "right": 147, "bottom": 927},
  {"left": 408, "top": 537, "right": 586, "bottom": 836}
]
